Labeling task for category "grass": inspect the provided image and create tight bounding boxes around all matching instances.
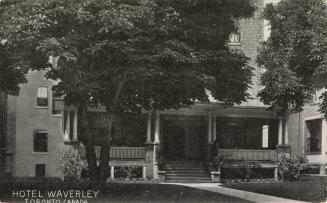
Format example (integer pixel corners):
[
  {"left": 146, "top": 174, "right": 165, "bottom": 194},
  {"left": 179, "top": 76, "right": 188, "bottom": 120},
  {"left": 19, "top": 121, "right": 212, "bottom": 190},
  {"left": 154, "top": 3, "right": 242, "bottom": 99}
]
[
  {"left": 222, "top": 176, "right": 327, "bottom": 202},
  {"left": 0, "top": 181, "right": 251, "bottom": 203}
]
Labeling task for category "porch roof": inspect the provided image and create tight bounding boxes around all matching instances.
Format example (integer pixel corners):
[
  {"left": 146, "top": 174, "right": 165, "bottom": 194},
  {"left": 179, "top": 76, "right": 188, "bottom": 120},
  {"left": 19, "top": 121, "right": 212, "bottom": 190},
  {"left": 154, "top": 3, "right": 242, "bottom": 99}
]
[
  {"left": 54, "top": 100, "right": 277, "bottom": 118},
  {"left": 146, "top": 103, "right": 277, "bottom": 119}
]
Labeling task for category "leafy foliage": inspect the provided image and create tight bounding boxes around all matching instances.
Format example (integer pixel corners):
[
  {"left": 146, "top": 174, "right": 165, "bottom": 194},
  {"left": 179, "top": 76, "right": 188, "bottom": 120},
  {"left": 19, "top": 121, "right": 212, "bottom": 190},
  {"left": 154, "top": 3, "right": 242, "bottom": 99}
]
[
  {"left": 0, "top": 0, "right": 255, "bottom": 180},
  {"left": 0, "top": 0, "right": 255, "bottom": 111},
  {"left": 114, "top": 166, "right": 142, "bottom": 179},
  {"left": 257, "top": 0, "right": 327, "bottom": 116},
  {"left": 273, "top": 152, "right": 309, "bottom": 181},
  {"left": 0, "top": 43, "right": 28, "bottom": 95},
  {"left": 59, "top": 149, "right": 84, "bottom": 181}
]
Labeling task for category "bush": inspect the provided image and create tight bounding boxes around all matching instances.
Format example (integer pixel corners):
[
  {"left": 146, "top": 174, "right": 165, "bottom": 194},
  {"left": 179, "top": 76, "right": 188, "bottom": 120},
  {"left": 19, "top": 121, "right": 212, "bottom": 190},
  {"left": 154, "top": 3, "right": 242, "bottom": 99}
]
[
  {"left": 273, "top": 152, "right": 310, "bottom": 181},
  {"left": 58, "top": 149, "right": 84, "bottom": 181},
  {"left": 114, "top": 166, "right": 142, "bottom": 179}
]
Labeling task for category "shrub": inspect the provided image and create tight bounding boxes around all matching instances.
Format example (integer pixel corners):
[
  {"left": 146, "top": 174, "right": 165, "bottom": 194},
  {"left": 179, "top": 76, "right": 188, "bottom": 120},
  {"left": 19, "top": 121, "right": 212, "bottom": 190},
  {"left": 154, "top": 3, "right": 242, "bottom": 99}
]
[
  {"left": 58, "top": 149, "right": 84, "bottom": 181},
  {"left": 273, "top": 152, "right": 310, "bottom": 181},
  {"left": 114, "top": 166, "right": 142, "bottom": 179}
]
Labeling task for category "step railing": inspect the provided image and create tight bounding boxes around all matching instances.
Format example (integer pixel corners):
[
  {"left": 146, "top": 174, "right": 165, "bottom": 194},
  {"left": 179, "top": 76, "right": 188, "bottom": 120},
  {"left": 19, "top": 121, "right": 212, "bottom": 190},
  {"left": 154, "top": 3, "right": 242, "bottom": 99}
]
[
  {"left": 217, "top": 149, "right": 275, "bottom": 161},
  {"left": 79, "top": 146, "right": 146, "bottom": 159}
]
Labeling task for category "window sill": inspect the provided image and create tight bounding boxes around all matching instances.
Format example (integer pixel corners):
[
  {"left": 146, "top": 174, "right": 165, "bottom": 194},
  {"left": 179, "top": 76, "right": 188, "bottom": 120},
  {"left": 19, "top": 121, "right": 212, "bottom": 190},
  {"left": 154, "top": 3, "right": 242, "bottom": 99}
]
[
  {"left": 228, "top": 42, "right": 241, "bottom": 46},
  {"left": 35, "top": 106, "right": 49, "bottom": 109},
  {"left": 307, "top": 152, "right": 322, "bottom": 155},
  {"left": 64, "top": 140, "right": 79, "bottom": 145},
  {"left": 32, "top": 152, "right": 49, "bottom": 155},
  {"left": 51, "top": 114, "right": 63, "bottom": 117}
]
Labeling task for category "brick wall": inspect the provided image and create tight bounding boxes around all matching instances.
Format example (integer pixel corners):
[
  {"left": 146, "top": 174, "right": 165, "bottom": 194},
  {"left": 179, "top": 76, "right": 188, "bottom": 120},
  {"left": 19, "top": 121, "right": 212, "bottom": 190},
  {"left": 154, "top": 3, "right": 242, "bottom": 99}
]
[{"left": 234, "top": 0, "right": 266, "bottom": 106}]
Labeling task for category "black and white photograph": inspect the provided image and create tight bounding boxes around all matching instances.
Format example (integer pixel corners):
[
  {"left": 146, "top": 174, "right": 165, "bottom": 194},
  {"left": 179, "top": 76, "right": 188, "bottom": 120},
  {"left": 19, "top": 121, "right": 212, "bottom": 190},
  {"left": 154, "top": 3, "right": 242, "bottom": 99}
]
[{"left": 0, "top": 0, "right": 327, "bottom": 202}]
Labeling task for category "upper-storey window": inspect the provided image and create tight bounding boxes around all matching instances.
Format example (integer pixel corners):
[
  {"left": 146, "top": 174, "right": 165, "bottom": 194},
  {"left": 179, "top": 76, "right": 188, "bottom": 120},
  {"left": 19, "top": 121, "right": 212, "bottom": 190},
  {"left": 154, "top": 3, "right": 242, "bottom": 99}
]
[
  {"left": 52, "top": 90, "right": 62, "bottom": 115},
  {"left": 229, "top": 30, "right": 241, "bottom": 44},
  {"left": 34, "top": 129, "right": 48, "bottom": 152},
  {"left": 37, "top": 87, "right": 48, "bottom": 107}
]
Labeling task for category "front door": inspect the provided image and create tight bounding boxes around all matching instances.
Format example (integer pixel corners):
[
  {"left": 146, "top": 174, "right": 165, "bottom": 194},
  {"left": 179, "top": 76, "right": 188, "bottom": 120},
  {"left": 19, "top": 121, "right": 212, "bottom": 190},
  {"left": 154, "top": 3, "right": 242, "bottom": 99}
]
[
  {"left": 161, "top": 115, "right": 205, "bottom": 161},
  {"left": 162, "top": 116, "right": 185, "bottom": 161},
  {"left": 184, "top": 117, "right": 206, "bottom": 160}
]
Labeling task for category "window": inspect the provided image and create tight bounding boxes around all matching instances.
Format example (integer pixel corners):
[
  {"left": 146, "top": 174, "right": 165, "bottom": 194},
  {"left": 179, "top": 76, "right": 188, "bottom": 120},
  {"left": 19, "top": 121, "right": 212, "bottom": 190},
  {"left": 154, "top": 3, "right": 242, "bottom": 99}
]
[
  {"left": 52, "top": 90, "right": 62, "bottom": 115},
  {"left": 35, "top": 164, "right": 45, "bottom": 177},
  {"left": 216, "top": 117, "right": 278, "bottom": 150},
  {"left": 37, "top": 87, "right": 48, "bottom": 107},
  {"left": 34, "top": 129, "right": 48, "bottom": 152},
  {"left": 306, "top": 119, "right": 322, "bottom": 154},
  {"left": 229, "top": 30, "right": 241, "bottom": 44},
  {"left": 262, "top": 125, "right": 269, "bottom": 148}
]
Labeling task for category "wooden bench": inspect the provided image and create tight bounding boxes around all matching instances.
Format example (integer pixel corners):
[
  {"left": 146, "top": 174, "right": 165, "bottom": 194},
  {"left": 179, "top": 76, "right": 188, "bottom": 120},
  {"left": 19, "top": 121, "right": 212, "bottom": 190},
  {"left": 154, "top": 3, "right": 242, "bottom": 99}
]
[
  {"left": 79, "top": 146, "right": 148, "bottom": 179},
  {"left": 210, "top": 149, "right": 278, "bottom": 180}
]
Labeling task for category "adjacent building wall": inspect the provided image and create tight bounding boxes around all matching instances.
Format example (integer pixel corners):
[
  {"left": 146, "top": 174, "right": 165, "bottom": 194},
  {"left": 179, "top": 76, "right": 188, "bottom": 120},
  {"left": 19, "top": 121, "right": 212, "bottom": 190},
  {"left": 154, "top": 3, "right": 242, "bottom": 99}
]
[{"left": 12, "top": 70, "right": 63, "bottom": 177}]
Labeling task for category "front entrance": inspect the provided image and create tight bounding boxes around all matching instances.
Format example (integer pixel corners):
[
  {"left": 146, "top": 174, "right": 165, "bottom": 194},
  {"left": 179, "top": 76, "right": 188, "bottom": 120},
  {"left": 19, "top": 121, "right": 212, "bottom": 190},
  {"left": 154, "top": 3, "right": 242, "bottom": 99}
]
[{"left": 161, "top": 115, "right": 206, "bottom": 161}]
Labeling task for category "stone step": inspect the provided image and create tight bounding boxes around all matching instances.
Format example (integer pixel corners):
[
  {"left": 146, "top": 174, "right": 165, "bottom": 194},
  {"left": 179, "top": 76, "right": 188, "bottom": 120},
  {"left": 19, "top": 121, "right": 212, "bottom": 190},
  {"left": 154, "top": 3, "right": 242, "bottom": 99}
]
[
  {"left": 165, "top": 180, "right": 212, "bottom": 183},
  {"left": 163, "top": 161, "right": 211, "bottom": 183},
  {"left": 166, "top": 164, "right": 204, "bottom": 168},
  {"left": 165, "top": 177, "right": 212, "bottom": 180},
  {"left": 165, "top": 177, "right": 212, "bottom": 182},
  {"left": 165, "top": 163, "right": 205, "bottom": 167},
  {"left": 166, "top": 172, "right": 210, "bottom": 175},
  {"left": 165, "top": 166, "right": 207, "bottom": 170},
  {"left": 166, "top": 173, "right": 210, "bottom": 177},
  {"left": 165, "top": 169, "right": 209, "bottom": 173}
]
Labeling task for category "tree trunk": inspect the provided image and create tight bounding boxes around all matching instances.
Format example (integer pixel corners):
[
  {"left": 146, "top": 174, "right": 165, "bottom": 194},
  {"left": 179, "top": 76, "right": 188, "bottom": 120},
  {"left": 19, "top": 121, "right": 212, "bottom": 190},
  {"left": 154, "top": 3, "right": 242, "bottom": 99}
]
[
  {"left": 85, "top": 143, "right": 98, "bottom": 181},
  {"left": 79, "top": 104, "right": 98, "bottom": 181},
  {"left": 98, "top": 80, "right": 125, "bottom": 183},
  {"left": 98, "top": 114, "right": 114, "bottom": 183}
]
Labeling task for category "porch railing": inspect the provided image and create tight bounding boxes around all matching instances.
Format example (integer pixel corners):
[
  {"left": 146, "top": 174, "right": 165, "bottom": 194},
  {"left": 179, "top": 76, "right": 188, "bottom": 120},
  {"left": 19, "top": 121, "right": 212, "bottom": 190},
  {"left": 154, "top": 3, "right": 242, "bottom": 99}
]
[
  {"left": 217, "top": 149, "right": 275, "bottom": 161},
  {"left": 79, "top": 146, "right": 146, "bottom": 159}
]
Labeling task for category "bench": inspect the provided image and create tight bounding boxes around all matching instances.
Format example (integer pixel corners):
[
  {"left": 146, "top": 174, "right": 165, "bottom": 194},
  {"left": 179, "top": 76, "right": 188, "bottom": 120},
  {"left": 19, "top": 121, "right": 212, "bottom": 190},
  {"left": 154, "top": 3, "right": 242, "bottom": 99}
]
[
  {"left": 79, "top": 146, "right": 148, "bottom": 179},
  {"left": 210, "top": 149, "right": 278, "bottom": 180}
]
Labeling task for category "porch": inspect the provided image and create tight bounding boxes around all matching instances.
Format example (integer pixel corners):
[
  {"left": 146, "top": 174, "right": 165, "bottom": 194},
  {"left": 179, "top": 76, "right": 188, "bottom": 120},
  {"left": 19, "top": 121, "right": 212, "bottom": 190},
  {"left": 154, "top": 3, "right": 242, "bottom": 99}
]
[
  {"left": 59, "top": 103, "right": 291, "bottom": 181},
  {"left": 77, "top": 146, "right": 276, "bottom": 181}
]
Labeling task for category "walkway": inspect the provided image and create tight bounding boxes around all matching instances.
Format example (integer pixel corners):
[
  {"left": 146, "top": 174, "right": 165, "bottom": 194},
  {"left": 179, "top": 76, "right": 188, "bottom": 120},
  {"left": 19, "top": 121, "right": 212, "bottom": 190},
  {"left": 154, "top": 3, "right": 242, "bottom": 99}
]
[{"left": 162, "top": 183, "right": 307, "bottom": 203}]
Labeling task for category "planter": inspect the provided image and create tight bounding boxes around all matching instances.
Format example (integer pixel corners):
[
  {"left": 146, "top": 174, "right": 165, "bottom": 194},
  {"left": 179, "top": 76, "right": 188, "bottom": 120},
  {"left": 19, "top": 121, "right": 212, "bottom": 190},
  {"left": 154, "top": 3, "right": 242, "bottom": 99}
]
[
  {"left": 211, "top": 171, "right": 221, "bottom": 183},
  {"left": 157, "top": 171, "right": 166, "bottom": 182}
]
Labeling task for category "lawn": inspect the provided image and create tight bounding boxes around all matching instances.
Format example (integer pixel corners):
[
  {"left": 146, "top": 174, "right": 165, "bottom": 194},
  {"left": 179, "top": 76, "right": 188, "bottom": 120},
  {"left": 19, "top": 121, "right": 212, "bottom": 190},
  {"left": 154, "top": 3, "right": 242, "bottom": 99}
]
[
  {"left": 222, "top": 176, "right": 327, "bottom": 202},
  {"left": 0, "top": 181, "right": 251, "bottom": 203}
]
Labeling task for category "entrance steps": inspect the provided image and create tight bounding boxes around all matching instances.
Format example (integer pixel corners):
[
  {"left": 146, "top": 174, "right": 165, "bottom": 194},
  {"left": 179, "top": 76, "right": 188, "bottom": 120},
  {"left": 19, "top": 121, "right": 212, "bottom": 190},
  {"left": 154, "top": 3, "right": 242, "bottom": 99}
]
[{"left": 164, "top": 161, "right": 211, "bottom": 183}]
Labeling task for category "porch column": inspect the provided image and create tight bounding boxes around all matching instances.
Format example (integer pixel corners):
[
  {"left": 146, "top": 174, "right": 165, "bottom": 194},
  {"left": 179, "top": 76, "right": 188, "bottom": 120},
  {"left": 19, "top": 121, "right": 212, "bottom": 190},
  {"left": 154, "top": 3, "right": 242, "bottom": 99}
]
[
  {"left": 145, "top": 111, "right": 157, "bottom": 180},
  {"left": 153, "top": 112, "right": 160, "bottom": 179},
  {"left": 110, "top": 166, "right": 115, "bottom": 179},
  {"left": 278, "top": 118, "right": 283, "bottom": 145},
  {"left": 65, "top": 111, "right": 71, "bottom": 139},
  {"left": 208, "top": 112, "right": 212, "bottom": 144},
  {"left": 142, "top": 165, "right": 147, "bottom": 179},
  {"left": 154, "top": 112, "right": 160, "bottom": 144},
  {"left": 276, "top": 117, "right": 291, "bottom": 153},
  {"left": 146, "top": 113, "right": 152, "bottom": 144},
  {"left": 284, "top": 117, "right": 288, "bottom": 145},
  {"left": 212, "top": 115, "right": 217, "bottom": 142},
  {"left": 73, "top": 110, "right": 78, "bottom": 141}
]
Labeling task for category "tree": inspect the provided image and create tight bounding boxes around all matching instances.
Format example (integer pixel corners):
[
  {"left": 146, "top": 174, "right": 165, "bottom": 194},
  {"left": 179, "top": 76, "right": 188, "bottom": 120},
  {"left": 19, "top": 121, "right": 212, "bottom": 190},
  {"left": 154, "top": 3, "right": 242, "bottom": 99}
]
[
  {"left": 0, "top": 0, "right": 29, "bottom": 95},
  {"left": 0, "top": 0, "right": 254, "bottom": 181},
  {"left": 257, "top": 0, "right": 327, "bottom": 138}
]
